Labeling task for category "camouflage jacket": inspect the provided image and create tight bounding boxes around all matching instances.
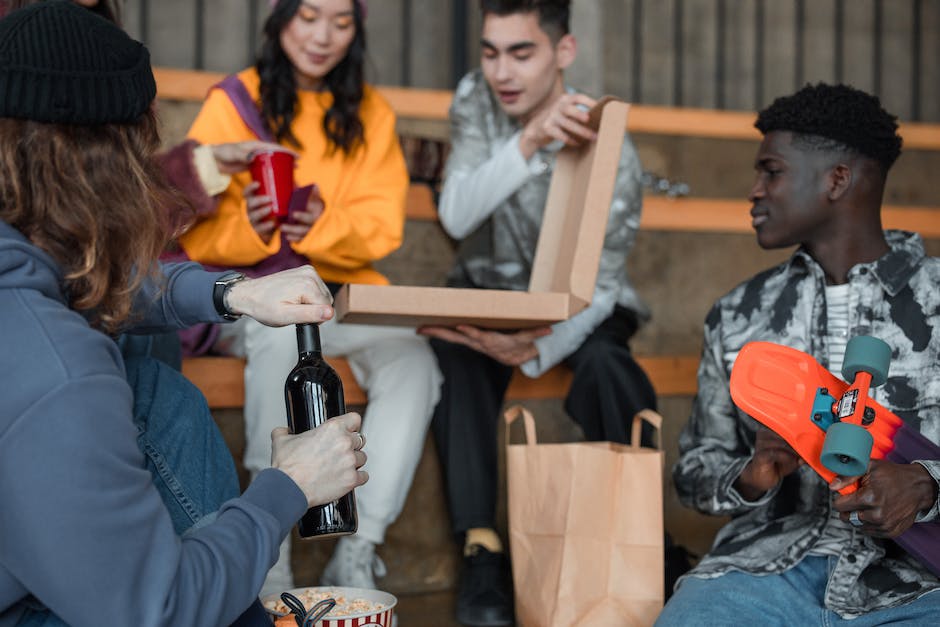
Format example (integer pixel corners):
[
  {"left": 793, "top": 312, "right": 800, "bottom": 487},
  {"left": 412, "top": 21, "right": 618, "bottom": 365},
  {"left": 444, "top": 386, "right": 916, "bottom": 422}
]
[
  {"left": 674, "top": 230, "right": 940, "bottom": 618},
  {"left": 440, "top": 70, "right": 650, "bottom": 375}
]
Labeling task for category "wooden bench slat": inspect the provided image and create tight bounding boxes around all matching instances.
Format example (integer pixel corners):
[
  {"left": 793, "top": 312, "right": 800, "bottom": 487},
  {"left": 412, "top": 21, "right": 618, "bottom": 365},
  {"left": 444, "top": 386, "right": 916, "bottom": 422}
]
[
  {"left": 639, "top": 197, "right": 940, "bottom": 237},
  {"left": 181, "top": 354, "right": 700, "bottom": 410},
  {"left": 154, "top": 67, "right": 224, "bottom": 101},
  {"left": 406, "top": 185, "right": 940, "bottom": 237},
  {"left": 405, "top": 183, "right": 438, "bottom": 221},
  {"left": 154, "top": 66, "right": 940, "bottom": 238},
  {"left": 181, "top": 356, "right": 246, "bottom": 409},
  {"left": 635, "top": 355, "right": 701, "bottom": 396},
  {"left": 153, "top": 67, "right": 940, "bottom": 150},
  {"left": 630, "top": 106, "right": 759, "bottom": 141}
]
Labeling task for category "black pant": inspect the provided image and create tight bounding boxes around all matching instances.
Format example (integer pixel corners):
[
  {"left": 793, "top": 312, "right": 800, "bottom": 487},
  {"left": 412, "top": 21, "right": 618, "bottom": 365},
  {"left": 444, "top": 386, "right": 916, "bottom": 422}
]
[{"left": 430, "top": 306, "right": 657, "bottom": 535}]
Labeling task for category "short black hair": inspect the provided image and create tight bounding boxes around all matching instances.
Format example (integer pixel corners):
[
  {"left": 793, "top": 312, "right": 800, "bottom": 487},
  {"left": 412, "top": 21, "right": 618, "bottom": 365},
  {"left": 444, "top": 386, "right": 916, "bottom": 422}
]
[
  {"left": 480, "top": 0, "right": 571, "bottom": 41},
  {"left": 755, "top": 83, "right": 902, "bottom": 172}
]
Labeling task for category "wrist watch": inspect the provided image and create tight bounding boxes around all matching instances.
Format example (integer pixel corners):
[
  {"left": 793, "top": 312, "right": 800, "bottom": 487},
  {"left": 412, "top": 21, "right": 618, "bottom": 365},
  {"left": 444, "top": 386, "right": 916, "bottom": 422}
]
[{"left": 213, "top": 272, "right": 247, "bottom": 321}]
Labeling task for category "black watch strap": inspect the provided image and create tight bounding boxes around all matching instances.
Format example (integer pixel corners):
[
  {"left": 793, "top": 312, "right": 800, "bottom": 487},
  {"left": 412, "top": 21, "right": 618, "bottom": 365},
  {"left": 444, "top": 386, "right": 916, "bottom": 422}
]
[{"left": 213, "top": 272, "right": 246, "bottom": 321}]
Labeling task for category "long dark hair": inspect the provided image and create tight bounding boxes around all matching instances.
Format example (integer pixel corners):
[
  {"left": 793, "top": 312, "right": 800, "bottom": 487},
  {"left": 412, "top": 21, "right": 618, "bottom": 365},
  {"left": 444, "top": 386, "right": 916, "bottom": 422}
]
[{"left": 257, "top": 0, "right": 366, "bottom": 155}]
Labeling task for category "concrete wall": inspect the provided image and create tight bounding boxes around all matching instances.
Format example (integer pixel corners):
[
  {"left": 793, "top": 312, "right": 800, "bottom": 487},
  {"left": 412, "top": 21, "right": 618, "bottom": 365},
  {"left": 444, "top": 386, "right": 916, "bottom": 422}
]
[{"left": 129, "top": 0, "right": 940, "bottom": 122}]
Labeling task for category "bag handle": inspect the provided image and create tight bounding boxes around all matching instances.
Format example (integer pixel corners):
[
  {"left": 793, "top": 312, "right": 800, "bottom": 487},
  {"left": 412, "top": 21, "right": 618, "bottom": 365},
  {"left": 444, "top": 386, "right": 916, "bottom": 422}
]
[
  {"left": 504, "top": 404, "right": 538, "bottom": 446},
  {"left": 631, "top": 408, "right": 663, "bottom": 451},
  {"left": 506, "top": 404, "right": 663, "bottom": 451}
]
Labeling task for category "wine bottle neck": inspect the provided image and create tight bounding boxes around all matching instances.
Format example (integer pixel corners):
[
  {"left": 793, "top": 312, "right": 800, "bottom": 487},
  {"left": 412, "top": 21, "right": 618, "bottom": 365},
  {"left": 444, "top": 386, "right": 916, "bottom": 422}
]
[{"left": 296, "top": 323, "right": 322, "bottom": 357}]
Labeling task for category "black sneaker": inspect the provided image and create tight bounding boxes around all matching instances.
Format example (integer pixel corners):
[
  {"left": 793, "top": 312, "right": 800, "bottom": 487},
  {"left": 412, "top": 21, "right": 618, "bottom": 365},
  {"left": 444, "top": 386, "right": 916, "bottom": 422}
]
[{"left": 455, "top": 545, "right": 514, "bottom": 626}]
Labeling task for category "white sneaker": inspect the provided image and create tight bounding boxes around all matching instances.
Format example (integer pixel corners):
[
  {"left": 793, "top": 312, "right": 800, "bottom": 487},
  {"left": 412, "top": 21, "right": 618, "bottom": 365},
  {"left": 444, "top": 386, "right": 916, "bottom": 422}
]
[{"left": 320, "top": 536, "right": 387, "bottom": 589}]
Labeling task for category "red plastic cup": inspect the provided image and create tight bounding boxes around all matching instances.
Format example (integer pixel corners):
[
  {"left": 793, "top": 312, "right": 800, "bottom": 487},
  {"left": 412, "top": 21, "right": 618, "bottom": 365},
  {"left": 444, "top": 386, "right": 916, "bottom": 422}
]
[{"left": 249, "top": 149, "right": 295, "bottom": 224}]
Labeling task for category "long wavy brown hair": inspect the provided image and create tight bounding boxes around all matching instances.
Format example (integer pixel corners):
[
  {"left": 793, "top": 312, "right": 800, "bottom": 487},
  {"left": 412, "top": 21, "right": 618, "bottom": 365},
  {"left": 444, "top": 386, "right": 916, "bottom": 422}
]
[{"left": 0, "top": 109, "right": 176, "bottom": 334}]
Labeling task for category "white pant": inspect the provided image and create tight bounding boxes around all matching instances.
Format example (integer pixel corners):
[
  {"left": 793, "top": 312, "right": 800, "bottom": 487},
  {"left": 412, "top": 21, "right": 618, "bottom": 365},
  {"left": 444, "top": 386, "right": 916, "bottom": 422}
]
[{"left": 216, "top": 316, "right": 442, "bottom": 544}]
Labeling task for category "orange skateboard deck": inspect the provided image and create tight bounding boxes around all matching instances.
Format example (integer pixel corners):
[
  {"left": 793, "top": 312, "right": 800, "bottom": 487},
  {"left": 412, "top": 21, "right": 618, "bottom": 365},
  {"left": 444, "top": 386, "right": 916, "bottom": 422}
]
[
  {"left": 730, "top": 341, "right": 903, "bottom": 495},
  {"left": 729, "top": 340, "right": 940, "bottom": 577}
]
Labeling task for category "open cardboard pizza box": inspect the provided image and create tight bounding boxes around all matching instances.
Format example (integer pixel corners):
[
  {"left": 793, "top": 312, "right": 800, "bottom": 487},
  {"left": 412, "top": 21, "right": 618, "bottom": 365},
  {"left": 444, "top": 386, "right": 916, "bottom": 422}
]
[{"left": 334, "top": 97, "right": 629, "bottom": 329}]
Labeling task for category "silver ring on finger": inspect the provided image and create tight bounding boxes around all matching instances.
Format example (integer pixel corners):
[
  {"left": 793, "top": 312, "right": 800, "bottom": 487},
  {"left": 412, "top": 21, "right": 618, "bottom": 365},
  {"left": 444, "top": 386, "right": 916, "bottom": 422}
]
[
  {"left": 849, "top": 510, "right": 864, "bottom": 528},
  {"left": 354, "top": 432, "right": 365, "bottom": 450}
]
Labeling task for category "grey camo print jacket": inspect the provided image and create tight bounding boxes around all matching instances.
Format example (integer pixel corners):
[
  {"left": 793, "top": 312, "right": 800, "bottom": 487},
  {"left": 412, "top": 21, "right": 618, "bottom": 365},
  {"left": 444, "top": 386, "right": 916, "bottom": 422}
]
[
  {"left": 444, "top": 70, "right": 649, "bottom": 318},
  {"left": 674, "top": 230, "right": 940, "bottom": 618}
]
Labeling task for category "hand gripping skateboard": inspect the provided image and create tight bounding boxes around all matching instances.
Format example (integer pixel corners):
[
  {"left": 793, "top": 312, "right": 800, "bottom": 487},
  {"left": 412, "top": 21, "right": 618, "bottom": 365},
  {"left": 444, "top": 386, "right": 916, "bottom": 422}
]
[{"left": 729, "top": 336, "right": 940, "bottom": 577}]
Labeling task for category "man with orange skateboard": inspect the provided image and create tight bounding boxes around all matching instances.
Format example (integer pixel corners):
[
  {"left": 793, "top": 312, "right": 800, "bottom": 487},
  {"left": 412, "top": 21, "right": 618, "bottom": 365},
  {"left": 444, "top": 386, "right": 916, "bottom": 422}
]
[{"left": 657, "top": 84, "right": 940, "bottom": 625}]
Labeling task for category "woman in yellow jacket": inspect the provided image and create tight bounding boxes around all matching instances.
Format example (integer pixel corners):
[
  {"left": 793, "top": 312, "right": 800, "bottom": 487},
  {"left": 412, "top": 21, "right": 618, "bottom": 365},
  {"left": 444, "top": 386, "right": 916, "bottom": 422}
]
[{"left": 179, "top": 0, "right": 441, "bottom": 596}]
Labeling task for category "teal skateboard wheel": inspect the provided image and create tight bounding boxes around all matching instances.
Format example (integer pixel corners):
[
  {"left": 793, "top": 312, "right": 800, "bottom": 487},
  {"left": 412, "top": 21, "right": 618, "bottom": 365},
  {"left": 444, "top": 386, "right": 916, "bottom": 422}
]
[
  {"left": 842, "top": 336, "right": 891, "bottom": 387},
  {"left": 821, "top": 422, "right": 874, "bottom": 476}
]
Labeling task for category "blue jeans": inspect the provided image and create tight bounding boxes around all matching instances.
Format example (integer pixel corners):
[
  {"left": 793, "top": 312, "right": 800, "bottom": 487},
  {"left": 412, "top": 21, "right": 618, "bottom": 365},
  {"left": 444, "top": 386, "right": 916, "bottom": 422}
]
[
  {"left": 16, "top": 352, "right": 265, "bottom": 626},
  {"left": 126, "top": 353, "right": 240, "bottom": 533},
  {"left": 656, "top": 555, "right": 940, "bottom": 626}
]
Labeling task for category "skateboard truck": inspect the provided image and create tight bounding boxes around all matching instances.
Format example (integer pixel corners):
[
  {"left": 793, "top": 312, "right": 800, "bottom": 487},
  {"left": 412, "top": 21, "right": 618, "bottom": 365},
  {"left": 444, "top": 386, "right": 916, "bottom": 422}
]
[{"left": 817, "top": 336, "right": 891, "bottom": 479}]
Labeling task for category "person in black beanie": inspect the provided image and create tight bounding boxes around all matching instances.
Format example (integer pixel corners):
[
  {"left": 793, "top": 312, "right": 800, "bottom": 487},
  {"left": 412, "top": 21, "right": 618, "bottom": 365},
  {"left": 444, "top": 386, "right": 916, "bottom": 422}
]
[
  {"left": 0, "top": 3, "right": 155, "bottom": 124},
  {"left": 0, "top": 0, "right": 286, "bottom": 190},
  {"left": 0, "top": 3, "right": 369, "bottom": 626},
  {"left": 0, "top": 0, "right": 294, "bottom": 373}
]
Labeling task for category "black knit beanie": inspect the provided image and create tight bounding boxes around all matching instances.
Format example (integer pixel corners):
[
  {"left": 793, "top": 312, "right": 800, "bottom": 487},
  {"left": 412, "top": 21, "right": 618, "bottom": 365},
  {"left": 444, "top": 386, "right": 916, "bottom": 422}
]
[{"left": 0, "top": 0, "right": 156, "bottom": 125}]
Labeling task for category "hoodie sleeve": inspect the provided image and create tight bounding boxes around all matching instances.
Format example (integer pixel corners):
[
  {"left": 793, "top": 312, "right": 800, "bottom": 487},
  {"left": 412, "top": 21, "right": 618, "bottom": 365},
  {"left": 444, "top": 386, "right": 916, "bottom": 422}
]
[
  {"left": 125, "top": 262, "right": 227, "bottom": 334},
  {"left": 154, "top": 139, "right": 220, "bottom": 220},
  {"left": 0, "top": 371, "right": 306, "bottom": 627}
]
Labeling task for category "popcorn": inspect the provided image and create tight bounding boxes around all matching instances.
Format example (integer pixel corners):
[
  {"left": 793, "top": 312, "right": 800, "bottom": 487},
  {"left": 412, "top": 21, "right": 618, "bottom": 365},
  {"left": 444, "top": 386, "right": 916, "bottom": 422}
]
[{"left": 264, "top": 587, "right": 387, "bottom": 618}]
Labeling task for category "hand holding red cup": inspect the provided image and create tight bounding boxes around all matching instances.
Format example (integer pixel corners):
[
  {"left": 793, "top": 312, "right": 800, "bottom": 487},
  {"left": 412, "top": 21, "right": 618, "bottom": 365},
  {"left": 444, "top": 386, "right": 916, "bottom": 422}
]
[{"left": 249, "top": 149, "right": 296, "bottom": 225}]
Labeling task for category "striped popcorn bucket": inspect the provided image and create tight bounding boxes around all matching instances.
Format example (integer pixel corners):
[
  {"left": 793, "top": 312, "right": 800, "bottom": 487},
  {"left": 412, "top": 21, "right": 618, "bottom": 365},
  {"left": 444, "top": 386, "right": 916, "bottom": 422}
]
[{"left": 265, "top": 587, "right": 397, "bottom": 626}]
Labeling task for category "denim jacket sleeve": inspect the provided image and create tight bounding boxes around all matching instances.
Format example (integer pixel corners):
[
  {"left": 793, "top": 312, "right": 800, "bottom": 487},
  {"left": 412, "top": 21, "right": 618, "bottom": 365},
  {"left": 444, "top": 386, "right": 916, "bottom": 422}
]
[
  {"left": 674, "top": 303, "right": 782, "bottom": 516},
  {"left": 912, "top": 460, "right": 940, "bottom": 522}
]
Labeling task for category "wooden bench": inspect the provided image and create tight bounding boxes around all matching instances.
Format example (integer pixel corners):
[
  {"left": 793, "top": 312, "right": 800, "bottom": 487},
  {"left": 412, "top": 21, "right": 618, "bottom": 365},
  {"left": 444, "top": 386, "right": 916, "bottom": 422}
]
[
  {"left": 157, "top": 68, "right": 940, "bottom": 575},
  {"left": 154, "top": 67, "right": 940, "bottom": 236},
  {"left": 182, "top": 186, "right": 701, "bottom": 409},
  {"left": 408, "top": 181, "right": 940, "bottom": 237},
  {"left": 155, "top": 67, "right": 940, "bottom": 407},
  {"left": 182, "top": 354, "right": 700, "bottom": 409},
  {"left": 152, "top": 67, "right": 940, "bottom": 148},
  {"left": 177, "top": 179, "right": 702, "bottom": 407}
]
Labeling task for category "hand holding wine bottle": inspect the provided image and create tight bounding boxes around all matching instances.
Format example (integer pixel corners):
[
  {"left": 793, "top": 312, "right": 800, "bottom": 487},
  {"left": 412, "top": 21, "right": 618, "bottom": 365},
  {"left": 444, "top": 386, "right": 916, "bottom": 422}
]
[
  {"left": 271, "top": 413, "right": 368, "bottom": 508},
  {"left": 284, "top": 323, "right": 362, "bottom": 537}
]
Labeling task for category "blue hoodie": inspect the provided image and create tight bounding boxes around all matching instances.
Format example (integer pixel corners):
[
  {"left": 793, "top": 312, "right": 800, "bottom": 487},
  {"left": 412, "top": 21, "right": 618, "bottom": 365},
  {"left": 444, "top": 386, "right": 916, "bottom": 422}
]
[{"left": 0, "top": 221, "right": 307, "bottom": 626}]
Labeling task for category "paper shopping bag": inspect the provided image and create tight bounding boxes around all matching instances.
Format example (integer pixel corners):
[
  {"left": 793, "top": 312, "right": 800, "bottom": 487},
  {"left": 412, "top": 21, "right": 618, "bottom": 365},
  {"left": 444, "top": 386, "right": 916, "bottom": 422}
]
[{"left": 505, "top": 406, "right": 664, "bottom": 627}]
